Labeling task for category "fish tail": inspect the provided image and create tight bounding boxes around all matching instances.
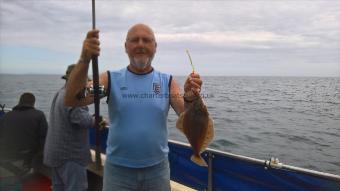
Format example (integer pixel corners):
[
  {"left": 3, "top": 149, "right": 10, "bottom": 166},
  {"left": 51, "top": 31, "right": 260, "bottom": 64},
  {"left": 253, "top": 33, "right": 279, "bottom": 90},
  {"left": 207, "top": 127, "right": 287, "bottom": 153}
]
[{"left": 191, "top": 154, "right": 208, "bottom": 167}]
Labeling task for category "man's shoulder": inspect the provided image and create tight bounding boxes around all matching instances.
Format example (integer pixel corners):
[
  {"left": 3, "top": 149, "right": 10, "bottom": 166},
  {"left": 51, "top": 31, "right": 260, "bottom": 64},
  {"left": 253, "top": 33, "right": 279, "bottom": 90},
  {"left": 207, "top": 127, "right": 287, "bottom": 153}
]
[
  {"left": 107, "top": 68, "right": 128, "bottom": 81},
  {"left": 28, "top": 108, "right": 47, "bottom": 119},
  {"left": 2, "top": 108, "right": 46, "bottom": 123},
  {"left": 52, "top": 87, "right": 65, "bottom": 103},
  {"left": 107, "top": 67, "right": 126, "bottom": 74},
  {"left": 34, "top": 108, "right": 45, "bottom": 115},
  {"left": 153, "top": 69, "right": 172, "bottom": 79}
]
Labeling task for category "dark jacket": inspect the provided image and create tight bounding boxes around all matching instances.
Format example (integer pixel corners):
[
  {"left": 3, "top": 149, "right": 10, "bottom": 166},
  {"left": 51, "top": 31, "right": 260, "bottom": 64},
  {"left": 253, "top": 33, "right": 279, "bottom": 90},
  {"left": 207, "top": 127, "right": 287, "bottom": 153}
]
[{"left": 0, "top": 105, "right": 48, "bottom": 170}]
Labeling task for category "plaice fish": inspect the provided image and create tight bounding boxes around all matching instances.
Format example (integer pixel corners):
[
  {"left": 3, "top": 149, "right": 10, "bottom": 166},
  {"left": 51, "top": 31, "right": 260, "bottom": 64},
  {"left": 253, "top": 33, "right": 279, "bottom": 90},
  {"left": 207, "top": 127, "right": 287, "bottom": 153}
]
[{"left": 176, "top": 96, "right": 214, "bottom": 166}]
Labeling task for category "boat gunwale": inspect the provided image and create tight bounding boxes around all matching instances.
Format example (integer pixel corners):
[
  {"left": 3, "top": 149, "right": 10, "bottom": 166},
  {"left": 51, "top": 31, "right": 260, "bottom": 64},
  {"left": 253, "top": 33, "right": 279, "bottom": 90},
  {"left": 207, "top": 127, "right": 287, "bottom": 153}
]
[{"left": 168, "top": 139, "right": 340, "bottom": 181}]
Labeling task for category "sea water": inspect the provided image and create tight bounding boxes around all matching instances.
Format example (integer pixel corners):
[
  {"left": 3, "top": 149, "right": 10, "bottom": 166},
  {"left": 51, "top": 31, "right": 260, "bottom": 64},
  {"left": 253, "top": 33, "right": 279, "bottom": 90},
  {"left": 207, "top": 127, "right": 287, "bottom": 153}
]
[{"left": 0, "top": 74, "right": 339, "bottom": 174}]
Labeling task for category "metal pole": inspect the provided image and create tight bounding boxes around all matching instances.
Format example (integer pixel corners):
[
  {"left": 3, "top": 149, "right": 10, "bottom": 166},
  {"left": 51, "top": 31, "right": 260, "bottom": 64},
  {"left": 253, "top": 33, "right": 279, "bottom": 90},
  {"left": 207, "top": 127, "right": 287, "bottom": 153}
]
[
  {"left": 207, "top": 152, "right": 213, "bottom": 191},
  {"left": 91, "top": 0, "right": 101, "bottom": 170}
]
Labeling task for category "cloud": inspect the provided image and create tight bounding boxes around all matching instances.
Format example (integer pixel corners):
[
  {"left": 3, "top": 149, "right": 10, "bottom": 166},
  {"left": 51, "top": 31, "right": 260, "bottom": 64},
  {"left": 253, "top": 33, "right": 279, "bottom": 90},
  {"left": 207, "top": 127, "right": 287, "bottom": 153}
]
[
  {"left": 157, "top": 31, "right": 322, "bottom": 49},
  {"left": 0, "top": 0, "right": 339, "bottom": 76}
]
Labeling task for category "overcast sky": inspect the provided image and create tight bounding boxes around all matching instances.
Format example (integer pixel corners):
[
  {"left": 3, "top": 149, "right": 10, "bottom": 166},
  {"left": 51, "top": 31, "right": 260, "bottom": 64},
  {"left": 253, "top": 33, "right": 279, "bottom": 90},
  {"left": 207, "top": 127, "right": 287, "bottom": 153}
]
[{"left": 0, "top": 0, "right": 339, "bottom": 76}]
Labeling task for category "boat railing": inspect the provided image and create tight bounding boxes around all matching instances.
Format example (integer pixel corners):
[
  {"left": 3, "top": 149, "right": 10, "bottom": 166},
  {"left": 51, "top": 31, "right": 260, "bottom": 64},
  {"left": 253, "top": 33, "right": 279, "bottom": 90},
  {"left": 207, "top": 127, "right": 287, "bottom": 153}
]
[
  {"left": 169, "top": 140, "right": 340, "bottom": 182},
  {"left": 168, "top": 139, "right": 340, "bottom": 191},
  {"left": 0, "top": 107, "right": 11, "bottom": 112}
]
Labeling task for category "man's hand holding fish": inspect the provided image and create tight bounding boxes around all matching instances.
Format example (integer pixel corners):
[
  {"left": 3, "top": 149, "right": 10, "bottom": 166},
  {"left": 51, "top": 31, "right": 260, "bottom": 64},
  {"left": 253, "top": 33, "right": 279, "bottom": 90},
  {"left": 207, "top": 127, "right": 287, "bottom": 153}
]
[{"left": 177, "top": 72, "right": 215, "bottom": 167}]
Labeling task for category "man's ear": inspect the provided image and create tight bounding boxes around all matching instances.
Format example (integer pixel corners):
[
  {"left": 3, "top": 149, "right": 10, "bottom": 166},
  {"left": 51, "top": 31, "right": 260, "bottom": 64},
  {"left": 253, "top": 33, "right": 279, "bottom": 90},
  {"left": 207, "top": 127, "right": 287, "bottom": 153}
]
[
  {"left": 154, "top": 42, "right": 157, "bottom": 52},
  {"left": 124, "top": 42, "right": 127, "bottom": 53}
]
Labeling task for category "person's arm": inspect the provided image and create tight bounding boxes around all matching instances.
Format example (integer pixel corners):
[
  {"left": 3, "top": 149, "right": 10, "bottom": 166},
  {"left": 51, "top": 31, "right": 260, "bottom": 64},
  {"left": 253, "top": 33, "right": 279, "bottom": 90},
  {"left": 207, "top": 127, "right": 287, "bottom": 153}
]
[
  {"left": 39, "top": 112, "right": 48, "bottom": 147},
  {"left": 68, "top": 107, "right": 93, "bottom": 129},
  {"left": 170, "top": 78, "right": 184, "bottom": 116},
  {"left": 64, "top": 29, "right": 108, "bottom": 107},
  {"left": 170, "top": 73, "right": 203, "bottom": 116}
]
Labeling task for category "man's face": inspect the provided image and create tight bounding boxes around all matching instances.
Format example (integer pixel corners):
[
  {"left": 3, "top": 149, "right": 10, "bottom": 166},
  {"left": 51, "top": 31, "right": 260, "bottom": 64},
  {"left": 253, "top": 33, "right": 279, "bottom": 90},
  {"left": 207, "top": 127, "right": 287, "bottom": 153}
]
[{"left": 125, "top": 25, "right": 157, "bottom": 70}]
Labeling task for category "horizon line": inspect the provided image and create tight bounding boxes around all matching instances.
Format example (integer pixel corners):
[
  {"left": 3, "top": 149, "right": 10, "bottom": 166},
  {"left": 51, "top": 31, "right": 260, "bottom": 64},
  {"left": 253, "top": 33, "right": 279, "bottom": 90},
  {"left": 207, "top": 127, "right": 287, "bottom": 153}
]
[{"left": 0, "top": 73, "right": 339, "bottom": 78}]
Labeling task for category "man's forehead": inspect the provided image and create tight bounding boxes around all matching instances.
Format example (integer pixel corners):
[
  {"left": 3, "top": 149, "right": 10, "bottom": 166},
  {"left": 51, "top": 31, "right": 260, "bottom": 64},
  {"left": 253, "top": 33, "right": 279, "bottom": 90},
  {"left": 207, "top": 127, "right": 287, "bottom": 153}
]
[{"left": 127, "top": 24, "right": 155, "bottom": 39}]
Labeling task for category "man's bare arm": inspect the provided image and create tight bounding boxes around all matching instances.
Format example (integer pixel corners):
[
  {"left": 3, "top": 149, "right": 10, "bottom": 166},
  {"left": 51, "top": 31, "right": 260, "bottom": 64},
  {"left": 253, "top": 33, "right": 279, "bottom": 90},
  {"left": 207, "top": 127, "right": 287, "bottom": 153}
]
[
  {"left": 64, "top": 60, "right": 90, "bottom": 107},
  {"left": 64, "top": 29, "right": 106, "bottom": 107},
  {"left": 170, "top": 78, "right": 185, "bottom": 116}
]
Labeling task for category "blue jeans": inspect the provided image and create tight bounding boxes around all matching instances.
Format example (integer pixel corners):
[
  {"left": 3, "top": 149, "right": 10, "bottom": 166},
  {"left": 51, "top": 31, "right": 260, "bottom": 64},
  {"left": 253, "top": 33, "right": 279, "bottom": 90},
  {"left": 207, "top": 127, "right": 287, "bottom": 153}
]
[
  {"left": 51, "top": 161, "right": 87, "bottom": 191},
  {"left": 103, "top": 159, "right": 171, "bottom": 191}
]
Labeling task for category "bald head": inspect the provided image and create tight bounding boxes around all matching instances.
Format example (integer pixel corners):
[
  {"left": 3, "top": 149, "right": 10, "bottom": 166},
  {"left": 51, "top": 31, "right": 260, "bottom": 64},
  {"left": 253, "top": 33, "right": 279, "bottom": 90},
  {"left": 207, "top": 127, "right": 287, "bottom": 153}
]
[{"left": 126, "top": 23, "right": 156, "bottom": 42}]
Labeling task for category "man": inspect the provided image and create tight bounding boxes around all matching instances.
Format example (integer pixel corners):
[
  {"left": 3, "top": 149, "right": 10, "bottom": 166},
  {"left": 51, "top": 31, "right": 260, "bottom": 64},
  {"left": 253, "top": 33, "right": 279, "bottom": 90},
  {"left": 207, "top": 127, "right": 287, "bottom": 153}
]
[
  {"left": 64, "top": 23, "right": 203, "bottom": 191},
  {"left": 0, "top": 93, "right": 48, "bottom": 176},
  {"left": 44, "top": 64, "right": 95, "bottom": 191}
]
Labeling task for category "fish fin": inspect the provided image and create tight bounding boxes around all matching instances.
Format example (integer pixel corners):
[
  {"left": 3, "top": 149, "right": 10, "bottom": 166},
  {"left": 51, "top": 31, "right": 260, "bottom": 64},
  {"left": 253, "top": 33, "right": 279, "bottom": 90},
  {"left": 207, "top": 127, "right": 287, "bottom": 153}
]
[
  {"left": 191, "top": 154, "right": 208, "bottom": 167},
  {"left": 176, "top": 112, "right": 185, "bottom": 133},
  {"left": 201, "top": 117, "right": 214, "bottom": 151}
]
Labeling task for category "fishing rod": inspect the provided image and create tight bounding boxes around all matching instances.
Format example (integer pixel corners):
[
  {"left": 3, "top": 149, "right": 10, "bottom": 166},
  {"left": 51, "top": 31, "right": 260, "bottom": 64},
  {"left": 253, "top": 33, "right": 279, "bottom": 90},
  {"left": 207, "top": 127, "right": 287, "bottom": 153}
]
[{"left": 91, "top": 0, "right": 101, "bottom": 170}]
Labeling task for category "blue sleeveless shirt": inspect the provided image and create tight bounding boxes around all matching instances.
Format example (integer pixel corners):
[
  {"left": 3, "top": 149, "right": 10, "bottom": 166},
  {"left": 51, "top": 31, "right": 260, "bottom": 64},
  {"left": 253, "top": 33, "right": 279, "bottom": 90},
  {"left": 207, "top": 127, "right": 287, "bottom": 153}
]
[{"left": 106, "top": 67, "right": 172, "bottom": 167}]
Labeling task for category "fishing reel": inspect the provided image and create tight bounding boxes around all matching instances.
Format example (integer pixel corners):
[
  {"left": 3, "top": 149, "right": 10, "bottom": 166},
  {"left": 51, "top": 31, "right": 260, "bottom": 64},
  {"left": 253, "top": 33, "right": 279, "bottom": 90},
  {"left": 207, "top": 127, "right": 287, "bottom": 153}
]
[{"left": 86, "top": 85, "right": 106, "bottom": 97}]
